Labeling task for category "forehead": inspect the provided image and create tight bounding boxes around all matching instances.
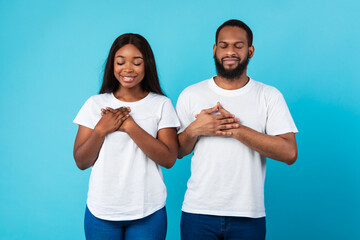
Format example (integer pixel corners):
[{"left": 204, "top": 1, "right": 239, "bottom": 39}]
[
  {"left": 115, "top": 44, "right": 143, "bottom": 57},
  {"left": 217, "top": 26, "right": 248, "bottom": 44}
]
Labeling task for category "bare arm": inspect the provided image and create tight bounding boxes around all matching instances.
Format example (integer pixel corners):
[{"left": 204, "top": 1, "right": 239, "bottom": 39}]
[
  {"left": 73, "top": 126, "right": 106, "bottom": 170},
  {"left": 73, "top": 108, "right": 129, "bottom": 170},
  {"left": 178, "top": 125, "right": 199, "bottom": 159},
  {"left": 124, "top": 119, "right": 178, "bottom": 168},
  {"left": 218, "top": 105, "right": 298, "bottom": 165},
  {"left": 230, "top": 126, "right": 297, "bottom": 164}
]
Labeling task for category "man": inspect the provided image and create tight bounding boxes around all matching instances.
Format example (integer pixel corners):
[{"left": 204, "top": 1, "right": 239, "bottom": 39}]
[{"left": 176, "top": 19, "right": 298, "bottom": 240}]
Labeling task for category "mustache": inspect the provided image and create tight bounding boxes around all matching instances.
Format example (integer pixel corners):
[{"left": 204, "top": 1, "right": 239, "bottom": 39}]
[{"left": 221, "top": 56, "right": 241, "bottom": 62}]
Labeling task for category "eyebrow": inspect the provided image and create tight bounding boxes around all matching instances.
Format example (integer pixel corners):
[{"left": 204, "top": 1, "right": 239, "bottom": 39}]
[
  {"left": 116, "top": 56, "right": 143, "bottom": 59},
  {"left": 219, "top": 41, "right": 245, "bottom": 44}
]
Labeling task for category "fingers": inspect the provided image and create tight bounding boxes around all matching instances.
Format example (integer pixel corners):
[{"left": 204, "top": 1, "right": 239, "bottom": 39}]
[
  {"left": 219, "top": 118, "right": 240, "bottom": 125},
  {"left": 101, "top": 107, "right": 130, "bottom": 125},
  {"left": 102, "top": 107, "right": 131, "bottom": 115},
  {"left": 120, "top": 113, "right": 130, "bottom": 122},
  {"left": 218, "top": 103, "right": 231, "bottom": 115},
  {"left": 198, "top": 102, "right": 230, "bottom": 117},
  {"left": 115, "top": 111, "right": 129, "bottom": 124},
  {"left": 201, "top": 104, "right": 219, "bottom": 114},
  {"left": 113, "top": 108, "right": 130, "bottom": 123},
  {"left": 116, "top": 106, "right": 131, "bottom": 112},
  {"left": 217, "top": 123, "right": 240, "bottom": 130},
  {"left": 215, "top": 113, "right": 236, "bottom": 120},
  {"left": 215, "top": 130, "right": 233, "bottom": 136}
]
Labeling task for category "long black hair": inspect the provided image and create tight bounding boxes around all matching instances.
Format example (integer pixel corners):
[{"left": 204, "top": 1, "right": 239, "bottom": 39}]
[{"left": 100, "top": 33, "right": 164, "bottom": 95}]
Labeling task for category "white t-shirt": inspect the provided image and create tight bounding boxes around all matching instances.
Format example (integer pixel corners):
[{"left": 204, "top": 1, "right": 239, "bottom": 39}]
[
  {"left": 74, "top": 92, "right": 180, "bottom": 221},
  {"left": 176, "top": 77, "right": 298, "bottom": 218}
]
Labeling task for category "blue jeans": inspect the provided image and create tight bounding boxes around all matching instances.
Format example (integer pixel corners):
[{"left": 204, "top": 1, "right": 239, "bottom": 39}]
[
  {"left": 84, "top": 206, "right": 167, "bottom": 240},
  {"left": 181, "top": 211, "right": 266, "bottom": 240}
]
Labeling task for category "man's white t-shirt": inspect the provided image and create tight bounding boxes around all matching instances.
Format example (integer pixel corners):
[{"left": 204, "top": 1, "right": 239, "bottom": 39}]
[
  {"left": 176, "top": 77, "right": 298, "bottom": 218},
  {"left": 74, "top": 92, "right": 180, "bottom": 221}
]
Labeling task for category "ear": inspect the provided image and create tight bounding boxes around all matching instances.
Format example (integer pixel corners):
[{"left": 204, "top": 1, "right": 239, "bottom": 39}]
[
  {"left": 248, "top": 45, "right": 255, "bottom": 59},
  {"left": 213, "top": 44, "right": 217, "bottom": 56}
]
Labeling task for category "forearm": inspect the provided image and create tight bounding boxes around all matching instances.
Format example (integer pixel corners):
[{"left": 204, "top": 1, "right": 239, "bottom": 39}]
[
  {"left": 231, "top": 125, "right": 297, "bottom": 165},
  {"left": 127, "top": 124, "right": 177, "bottom": 169},
  {"left": 73, "top": 130, "right": 105, "bottom": 170},
  {"left": 178, "top": 125, "right": 199, "bottom": 159}
]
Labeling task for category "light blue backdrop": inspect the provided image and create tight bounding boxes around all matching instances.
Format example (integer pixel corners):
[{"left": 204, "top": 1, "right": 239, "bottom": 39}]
[{"left": 1, "top": 0, "right": 359, "bottom": 239}]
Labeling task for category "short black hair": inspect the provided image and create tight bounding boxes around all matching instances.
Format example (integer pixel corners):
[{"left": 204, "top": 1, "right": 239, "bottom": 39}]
[
  {"left": 215, "top": 19, "right": 253, "bottom": 46},
  {"left": 100, "top": 33, "right": 164, "bottom": 95}
]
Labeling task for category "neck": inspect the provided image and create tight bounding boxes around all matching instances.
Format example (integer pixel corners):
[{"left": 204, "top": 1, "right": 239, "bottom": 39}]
[
  {"left": 113, "top": 86, "right": 148, "bottom": 102},
  {"left": 214, "top": 71, "right": 249, "bottom": 90}
]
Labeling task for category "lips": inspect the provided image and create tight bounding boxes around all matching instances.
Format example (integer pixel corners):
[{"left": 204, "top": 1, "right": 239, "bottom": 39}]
[
  {"left": 222, "top": 58, "right": 240, "bottom": 65},
  {"left": 121, "top": 76, "right": 136, "bottom": 82}
]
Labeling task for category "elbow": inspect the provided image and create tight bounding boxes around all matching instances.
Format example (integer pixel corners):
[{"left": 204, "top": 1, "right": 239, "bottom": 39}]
[
  {"left": 163, "top": 157, "right": 177, "bottom": 169},
  {"left": 163, "top": 164, "right": 174, "bottom": 169},
  {"left": 73, "top": 152, "right": 90, "bottom": 170},
  {"left": 177, "top": 147, "right": 189, "bottom": 159},
  {"left": 162, "top": 153, "right": 177, "bottom": 169},
  {"left": 74, "top": 159, "right": 88, "bottom": 170},
  {"left": 76, "top": 162, "right": 88, "bottom": 171},
  {"left": 285, "top": 150, "right": 297, "bottom": 165}
]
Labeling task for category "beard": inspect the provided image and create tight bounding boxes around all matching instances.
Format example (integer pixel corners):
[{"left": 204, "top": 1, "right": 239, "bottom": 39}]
[{"left": 214, "top": 54, "right": 249, "bottom": 80}]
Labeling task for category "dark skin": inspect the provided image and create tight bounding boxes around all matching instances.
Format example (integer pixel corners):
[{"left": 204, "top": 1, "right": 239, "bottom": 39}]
[
  {"left": 178, "top": 26, "right": 297, "bottom": 165},
  {"left": 73, "top": 44, "right": 178, "bottom": 170}
]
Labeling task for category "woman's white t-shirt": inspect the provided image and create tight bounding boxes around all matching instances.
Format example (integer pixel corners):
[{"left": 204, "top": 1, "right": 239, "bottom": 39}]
[{"left": 74, "top": 92, "right": 180, "bottom": 221}]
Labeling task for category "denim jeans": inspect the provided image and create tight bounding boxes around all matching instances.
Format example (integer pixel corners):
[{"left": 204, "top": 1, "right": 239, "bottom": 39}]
[
  {"left": 84, "top": 205, "right": 167, "bottom": 240},
  {"left": 181, "top": 211, "right": 266, "bottom": 240}
]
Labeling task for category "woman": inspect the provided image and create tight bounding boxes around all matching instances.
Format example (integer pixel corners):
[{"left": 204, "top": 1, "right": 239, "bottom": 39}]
[{"left": 73, "top": 33, "right": 179, "bottom": 239}]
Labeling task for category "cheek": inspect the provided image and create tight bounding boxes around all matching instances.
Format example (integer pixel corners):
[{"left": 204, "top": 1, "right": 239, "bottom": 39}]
[
  {"left": 241, "top": 49, "right": 249, "bottom": 56},
  {"left": 137, "top": 66, "right": 145, "bottom": 78},
  {"left": 113, "top": 65, "right": 120, "bottom": 73},
  {"left": 215, "top": 49, "right": 225, "bottom": 59},
  {"left": 215, "top": 49, "right": 220, "bottom": 56}
]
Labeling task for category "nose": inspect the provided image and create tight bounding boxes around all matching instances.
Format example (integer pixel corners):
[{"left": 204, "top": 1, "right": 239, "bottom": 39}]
[
  {"left": 123, "top": 62, "right": 134, "bottom": 73},
  {"left": 225, "top": 45, "right": 237, "bottom": 56}
]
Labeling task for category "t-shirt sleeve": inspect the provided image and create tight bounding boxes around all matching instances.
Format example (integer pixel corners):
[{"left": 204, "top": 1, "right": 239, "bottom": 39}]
[
  {"left": 73, "top": 97, "right": 101, "bottom": 129},
  {"left": 265, "top": 87, "right": 298, "bottom": 136},
  {"left": 158, "top": 98, "right": 180, "bottom": 130},
  {"left": 176, "top": 91, "right": 194, "bottom": 134}
]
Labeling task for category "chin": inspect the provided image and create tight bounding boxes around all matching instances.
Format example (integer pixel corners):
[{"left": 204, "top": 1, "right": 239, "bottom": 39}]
[{"left": 224, "top": 66, "right": 238, "bottom": 70}]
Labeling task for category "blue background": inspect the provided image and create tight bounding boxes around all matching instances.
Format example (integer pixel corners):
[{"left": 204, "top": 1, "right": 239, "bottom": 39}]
[{"left": 1, "top": 0, "right": 359, "bottom": 239}]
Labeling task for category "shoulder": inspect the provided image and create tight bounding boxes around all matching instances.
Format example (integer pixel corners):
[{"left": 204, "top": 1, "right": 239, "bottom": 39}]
[
  {"left": 250, "top": 79, "right": 288, "bottom": 111},
  {"left": 250, "top": 79, "right": 283, "bottom": 98},
  {"left": 147, "top": 92, "right": 173, "bottom": 104},
  {"left": 178, "top": 78, "right": 211, "bottom": 99},
  {"left": 89, "top": 92, "right": 112, "bottom": 102},
  {"left": 86, "top": 93, "right": 113, "bottom": 106},
  {"left": 181, "top": 79, "right": 210, "bottom": 94},
  {"left": 145, "top": 93, "right": 177, "bottom": 112}
]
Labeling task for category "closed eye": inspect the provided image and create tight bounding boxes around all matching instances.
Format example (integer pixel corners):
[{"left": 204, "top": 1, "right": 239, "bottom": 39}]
[{"left": 235, "top": 43, "right": 244, "bottom": 49}]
